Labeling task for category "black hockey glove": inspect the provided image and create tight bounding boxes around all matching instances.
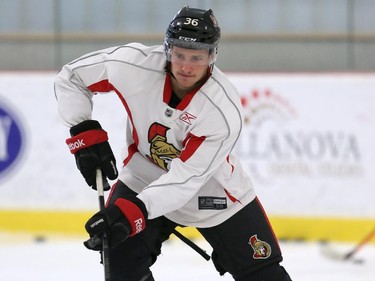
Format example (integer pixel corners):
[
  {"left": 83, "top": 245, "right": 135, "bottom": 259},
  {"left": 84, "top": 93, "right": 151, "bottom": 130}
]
[
  {"left": 66, "top": 120, "right": 118, "bottom": 190},
  {"left": 84, "top": 197, "right": 147, "bottom": 250}
]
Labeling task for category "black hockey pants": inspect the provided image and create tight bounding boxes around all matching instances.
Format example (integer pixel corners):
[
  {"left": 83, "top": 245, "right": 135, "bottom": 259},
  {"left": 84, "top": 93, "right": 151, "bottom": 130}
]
[{"left": 105, "top": 181, "right": 292, "bottom": 281}]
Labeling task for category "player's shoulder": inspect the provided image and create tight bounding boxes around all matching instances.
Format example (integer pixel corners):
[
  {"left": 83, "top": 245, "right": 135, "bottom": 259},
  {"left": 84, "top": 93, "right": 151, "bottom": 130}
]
[
  {"left": 205, "top": 67, "right": 241, "bottom": 103},
  {"left": 67, "top": 43, "right": 163, "bottom": 67},
  {"left": 200, "top": 67, "right": 243, "bottom": 123},
  {"left": 111, "top": 43, "right": 164, "bottom": 59},
  {"left": 108, "top": 43, "right": 165, "bottom": 70},
  {"left": 210, "top": 67, "right": 236, "bottom": 90},
  {"left": 120, "top": 42, "right": 164, "bottom": 55}
]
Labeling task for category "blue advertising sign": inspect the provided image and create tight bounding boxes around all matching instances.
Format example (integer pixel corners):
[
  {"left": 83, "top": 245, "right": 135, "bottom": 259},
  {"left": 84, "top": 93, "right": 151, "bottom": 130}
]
[{"left": 0, "top": 99, "right": 25, "bottom": 179}]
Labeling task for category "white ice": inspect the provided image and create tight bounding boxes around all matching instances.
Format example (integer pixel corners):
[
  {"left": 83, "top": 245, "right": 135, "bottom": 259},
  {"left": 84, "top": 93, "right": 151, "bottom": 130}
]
[{"left": 0, "top": 234, "right": 374, "bottom": 281}]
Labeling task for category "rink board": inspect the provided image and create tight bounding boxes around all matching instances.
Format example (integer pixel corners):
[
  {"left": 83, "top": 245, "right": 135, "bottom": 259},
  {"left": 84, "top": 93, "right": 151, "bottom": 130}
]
[{"left": 0, "top": 209, "right": 374, "bottom": 243}]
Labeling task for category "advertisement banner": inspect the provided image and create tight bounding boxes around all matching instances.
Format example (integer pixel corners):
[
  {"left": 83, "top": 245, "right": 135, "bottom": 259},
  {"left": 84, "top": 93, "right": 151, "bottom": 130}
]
[{"left": 229, "top": 74, "right": 375, "bottom": 218}]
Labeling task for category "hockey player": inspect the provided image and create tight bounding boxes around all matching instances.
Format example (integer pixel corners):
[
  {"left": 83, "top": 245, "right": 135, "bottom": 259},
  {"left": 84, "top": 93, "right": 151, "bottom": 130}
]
[{"left": 54, "top": 6, "right": 292, "bottom": 281}]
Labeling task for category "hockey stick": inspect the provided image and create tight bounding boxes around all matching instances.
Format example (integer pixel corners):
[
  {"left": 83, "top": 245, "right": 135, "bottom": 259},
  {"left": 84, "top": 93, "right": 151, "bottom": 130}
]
[
  {"left": 96, "top": 168, "right": 111, "bottom": 281},
  {"left": 172, "top": 229, "right": 211, "bottom": 261},
  {"left": 321, "top": 226, "right": 375, "bottom": 262}
]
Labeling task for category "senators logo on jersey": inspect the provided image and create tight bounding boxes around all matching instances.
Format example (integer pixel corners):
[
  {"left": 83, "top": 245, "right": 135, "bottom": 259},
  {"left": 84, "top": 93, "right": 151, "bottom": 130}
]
[
  {"left": 248, "top": 234, "right": 272, "bottom": 259},
  {"left": 147, "top": 122, "right": 180, "bottom": 170}
]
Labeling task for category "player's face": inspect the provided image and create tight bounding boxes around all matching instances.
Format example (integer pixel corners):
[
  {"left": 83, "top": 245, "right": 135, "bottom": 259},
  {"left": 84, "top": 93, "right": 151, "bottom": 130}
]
[{"left": 170, "top": 46, "right": 210, "bottom": 94}]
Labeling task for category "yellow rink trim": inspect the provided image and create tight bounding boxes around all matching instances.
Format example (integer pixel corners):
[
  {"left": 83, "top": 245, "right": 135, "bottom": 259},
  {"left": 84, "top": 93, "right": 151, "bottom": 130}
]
[{"left": 0, "top": 209, "right": 374, "bottom": 243}]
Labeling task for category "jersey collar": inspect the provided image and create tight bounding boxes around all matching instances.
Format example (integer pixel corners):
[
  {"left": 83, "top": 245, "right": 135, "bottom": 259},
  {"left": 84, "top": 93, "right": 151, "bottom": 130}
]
[{"left": 163, "top": 71, "right": 209, "bottom": 111}]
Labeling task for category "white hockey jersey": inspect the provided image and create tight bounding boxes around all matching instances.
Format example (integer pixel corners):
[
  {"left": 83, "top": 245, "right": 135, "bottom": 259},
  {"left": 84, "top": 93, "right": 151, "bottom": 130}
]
[{"left": 54, "top": 43, "right": 256, "bottom": 227}]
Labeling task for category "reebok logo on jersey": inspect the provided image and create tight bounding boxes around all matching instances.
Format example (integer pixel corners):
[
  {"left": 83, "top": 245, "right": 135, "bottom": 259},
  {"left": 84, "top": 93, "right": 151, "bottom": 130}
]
[
  {"left": 179, "top": 112, "right": 196, "bottom": 125},
  {"left": 67, "top": 139, "right": 85, "bottom": 151}
]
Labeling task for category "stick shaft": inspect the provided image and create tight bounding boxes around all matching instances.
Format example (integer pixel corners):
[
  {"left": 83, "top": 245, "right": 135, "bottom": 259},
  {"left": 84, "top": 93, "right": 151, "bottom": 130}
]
[
  {"left": 172, "top": 229, "right": 211, "bottom": 261},
  {"left": 344, "top": 227, "right": 375, "bottom": 259},
  {"left": 96, "top": 169, "right": 111, "bottom": 281}
]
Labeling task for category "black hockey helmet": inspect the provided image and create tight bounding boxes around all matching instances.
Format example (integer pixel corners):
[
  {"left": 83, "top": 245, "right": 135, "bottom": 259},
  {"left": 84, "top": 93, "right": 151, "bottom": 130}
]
[{"left": 164, "top": 6, "right": 221, "bottom": 65}]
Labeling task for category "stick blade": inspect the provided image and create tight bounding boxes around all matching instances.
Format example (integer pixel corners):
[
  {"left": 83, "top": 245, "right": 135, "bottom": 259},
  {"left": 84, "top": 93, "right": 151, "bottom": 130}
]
[{"left": 320, "top": 244, "right": 348, "bottom": 261}]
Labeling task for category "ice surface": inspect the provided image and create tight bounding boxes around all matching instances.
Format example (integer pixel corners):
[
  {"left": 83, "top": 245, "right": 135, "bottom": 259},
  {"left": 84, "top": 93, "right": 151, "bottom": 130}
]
[{"left": 0, "top": 234, "right": 374, "bottom": 281}]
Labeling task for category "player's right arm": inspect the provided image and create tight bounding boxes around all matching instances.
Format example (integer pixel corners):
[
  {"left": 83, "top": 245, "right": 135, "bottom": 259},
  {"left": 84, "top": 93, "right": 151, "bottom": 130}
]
[{"left": 54, "top": 47, "right": 120, "bottom": 188}]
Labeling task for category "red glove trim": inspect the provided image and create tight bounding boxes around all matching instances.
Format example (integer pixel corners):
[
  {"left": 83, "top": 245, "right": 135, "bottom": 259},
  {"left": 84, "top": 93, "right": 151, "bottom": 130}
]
[
  {"left": 66, "top": 129, "right": 108, "bottom": 154},
  {"left": 114, "top": 198, "right": 146, "bottom": 237}
]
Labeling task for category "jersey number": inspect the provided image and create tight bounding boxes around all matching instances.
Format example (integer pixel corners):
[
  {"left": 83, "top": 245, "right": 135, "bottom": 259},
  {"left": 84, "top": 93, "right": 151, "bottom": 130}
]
[{"left": 183, "top": 18, "right": 199, "bottom": 26}]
